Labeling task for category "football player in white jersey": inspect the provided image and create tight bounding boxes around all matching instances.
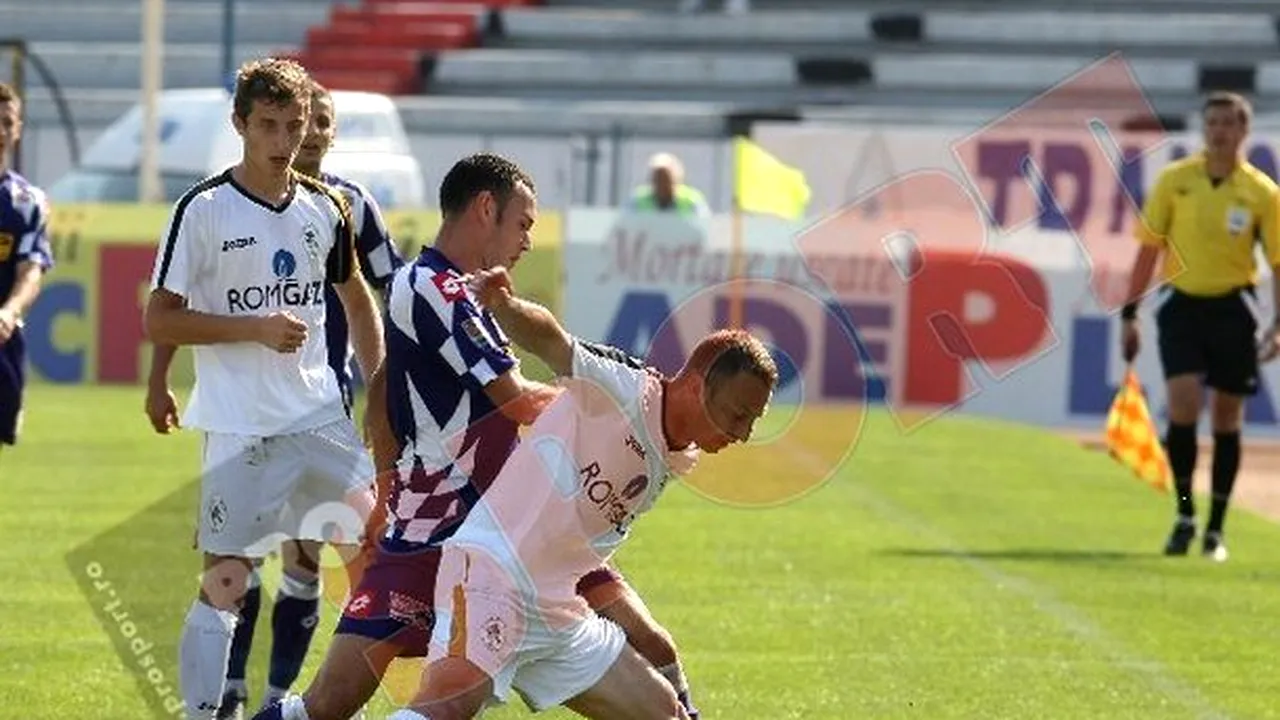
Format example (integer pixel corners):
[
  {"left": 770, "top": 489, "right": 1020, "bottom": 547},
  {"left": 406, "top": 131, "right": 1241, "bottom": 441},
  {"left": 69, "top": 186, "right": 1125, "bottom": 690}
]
[
  {"left": 146, "top": 78, "right": 406, "bottom": 718},
  {"left": 142, "top": 58, "right": 385, "bottom": 720},
  {"left": 388, "top": 266, "right": 776, "bottom": 720}
]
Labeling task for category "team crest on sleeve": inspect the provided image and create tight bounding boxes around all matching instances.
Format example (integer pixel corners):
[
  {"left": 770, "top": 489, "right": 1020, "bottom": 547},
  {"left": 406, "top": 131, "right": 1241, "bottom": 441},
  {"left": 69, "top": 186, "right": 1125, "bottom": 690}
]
[
  {"left": 461, "top": 316, "right": 496, "bottom": 350},
  {"left": 0, "top": 232, "right": 11, "bottom": 261}
]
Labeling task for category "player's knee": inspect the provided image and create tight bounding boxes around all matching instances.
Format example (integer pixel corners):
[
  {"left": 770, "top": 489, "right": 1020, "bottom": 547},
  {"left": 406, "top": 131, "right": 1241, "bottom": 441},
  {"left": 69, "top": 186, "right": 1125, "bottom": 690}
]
[
  {"left": 1211, "top": 394, "right": 1245, "bottom": 432},
  {"left": 1165, "top": 377, "right": 1202, "bottom": 424},
  {"left": 199, "top": 555, "right": 254, "bottom": 610}
]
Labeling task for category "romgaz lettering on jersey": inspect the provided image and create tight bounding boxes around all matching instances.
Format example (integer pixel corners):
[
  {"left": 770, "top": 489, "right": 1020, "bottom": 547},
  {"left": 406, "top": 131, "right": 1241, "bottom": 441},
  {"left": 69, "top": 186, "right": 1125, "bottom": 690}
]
[{"left": 148, "top": 169, "right": 357, "bottom": 437}]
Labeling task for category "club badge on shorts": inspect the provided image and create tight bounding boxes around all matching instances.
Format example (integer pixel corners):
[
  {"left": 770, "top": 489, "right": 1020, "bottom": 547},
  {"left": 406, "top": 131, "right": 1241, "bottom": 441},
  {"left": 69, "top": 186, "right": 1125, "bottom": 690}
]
[
  {"left": 0, "top": 233, "right": 12, "bottom": 261},
  {"left": 1227, "top": 206, "right": 1252, "bottom": 236},
  {"left": 207, "top": 494, "right": 228, "bottom": 534}
]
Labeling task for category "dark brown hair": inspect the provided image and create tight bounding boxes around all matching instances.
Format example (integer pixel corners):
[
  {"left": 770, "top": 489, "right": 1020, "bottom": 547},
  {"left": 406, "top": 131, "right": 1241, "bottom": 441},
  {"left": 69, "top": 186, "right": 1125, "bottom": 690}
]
[
  {"left": 439, "top": 153, "right": 536, "bottom": 221},
  {"left": 688, "top": 329, "right": 779, "bottom": 390},
  {"left": 232, "top": 58, "right": 312, "bottom": 121}
]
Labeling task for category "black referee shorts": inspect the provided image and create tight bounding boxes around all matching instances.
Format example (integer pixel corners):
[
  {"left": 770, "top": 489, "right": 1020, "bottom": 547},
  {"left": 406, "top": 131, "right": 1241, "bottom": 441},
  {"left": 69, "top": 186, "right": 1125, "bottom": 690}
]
[{"left": 1155, "top": 286, "right": 1261, "bottom": 396}]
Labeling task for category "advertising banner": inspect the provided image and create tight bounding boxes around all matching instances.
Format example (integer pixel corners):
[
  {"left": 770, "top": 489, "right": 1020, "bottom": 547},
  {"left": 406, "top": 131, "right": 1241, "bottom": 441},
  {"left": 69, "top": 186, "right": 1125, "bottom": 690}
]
[
  {"left": 749, "top": 122, "right": 1280, "bottom": 229},
  {"left": 563, "top": 208, "right": 1280, "bottom": 436},
  {"left": 26, "top": 204, "right": 563, "bottom": 385}
]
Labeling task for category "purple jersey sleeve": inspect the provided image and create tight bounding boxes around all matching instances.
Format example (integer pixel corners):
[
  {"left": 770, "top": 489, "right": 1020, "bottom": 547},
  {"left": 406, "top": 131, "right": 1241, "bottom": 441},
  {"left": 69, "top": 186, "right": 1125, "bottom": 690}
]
[
  {"left": 15, "top": 188, "right": 52, "bottom": 271},
  {"left": 420, "top": 268, "right": 518, "bottom": 391},
  {"left": 0, "top": 176, "right": 53, "bottom": 273}
]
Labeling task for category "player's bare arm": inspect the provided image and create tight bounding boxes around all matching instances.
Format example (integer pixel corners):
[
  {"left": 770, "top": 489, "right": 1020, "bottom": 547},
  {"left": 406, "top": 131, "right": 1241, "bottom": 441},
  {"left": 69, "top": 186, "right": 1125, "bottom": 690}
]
[
  {"left": 472, "top": 266, "right": 573, "bottom": 377},
  {"left": 361, "top": 360, "right": 394, "bottom": 546},
  {"left": 145, "top": 344, "right": 181, "bottom": 434},
  {"left": 331, "top": 271, "right": 385, "bottom": 384},
  {"left": 484, "top": 368, "right": 562, "bottom": 426},
  {"left": 0, "top": 259, "right": 42, "bottom": 345},
  {"left": 144, "top": 287, "right": 307, "bottom": 352}
]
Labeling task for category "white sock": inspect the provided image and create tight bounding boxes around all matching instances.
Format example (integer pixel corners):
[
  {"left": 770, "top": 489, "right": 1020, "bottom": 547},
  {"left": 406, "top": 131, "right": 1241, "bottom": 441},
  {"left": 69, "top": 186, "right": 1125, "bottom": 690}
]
[
  {"left": 279, "top": 693, "right": 312, "bottom": 720},
  {"left": 387, "top": 711, "right": 430, "bottom": 720},
  {"left": 179, "top": 601, "right": 238, "bottom": 720},
  {"left": 656, "top": 662, "right": 689, "bottom": 695},
  {"left": 278, "top": 572, "right": 322, "bottom": 600}
]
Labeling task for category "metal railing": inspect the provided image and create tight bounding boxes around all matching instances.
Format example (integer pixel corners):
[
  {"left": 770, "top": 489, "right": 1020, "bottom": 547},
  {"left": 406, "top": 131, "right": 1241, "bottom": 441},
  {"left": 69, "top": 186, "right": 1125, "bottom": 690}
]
[{"left": 3, "top": 38, "right": 81, "bottom": 174}]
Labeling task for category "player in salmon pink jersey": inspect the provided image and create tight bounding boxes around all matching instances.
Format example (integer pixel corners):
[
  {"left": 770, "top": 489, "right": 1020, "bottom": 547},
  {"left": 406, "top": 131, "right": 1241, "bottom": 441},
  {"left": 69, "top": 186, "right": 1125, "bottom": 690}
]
[
  {"left": 386, "top": 266, "right": 778, "bottom": 720},
  {"left": 258, "top": 153, "right": 710, "bottom": 720}
]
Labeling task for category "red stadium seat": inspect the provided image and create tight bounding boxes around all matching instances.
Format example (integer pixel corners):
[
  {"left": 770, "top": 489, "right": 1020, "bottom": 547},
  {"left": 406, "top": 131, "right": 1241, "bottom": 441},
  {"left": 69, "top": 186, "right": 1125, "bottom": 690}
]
[
  {"left": 308, "top": 70, "right": 410, "bottom": 96},
  {"left": 287, "top": 0, "right": 544, "bottom": 95}
]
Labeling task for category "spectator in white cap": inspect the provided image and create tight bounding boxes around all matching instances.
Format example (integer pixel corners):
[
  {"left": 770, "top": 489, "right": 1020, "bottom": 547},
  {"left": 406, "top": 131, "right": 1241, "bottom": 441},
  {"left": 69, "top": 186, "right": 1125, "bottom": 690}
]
[{"left": 627, "top": 152, "right": 712, "bottom": 219}]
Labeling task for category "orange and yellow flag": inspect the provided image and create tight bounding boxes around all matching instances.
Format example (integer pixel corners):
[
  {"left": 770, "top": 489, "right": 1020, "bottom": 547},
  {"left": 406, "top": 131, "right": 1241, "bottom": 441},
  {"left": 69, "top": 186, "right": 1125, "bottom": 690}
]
[{"left": 1105, "top": 368, "right": 1173, "bottom": 493}]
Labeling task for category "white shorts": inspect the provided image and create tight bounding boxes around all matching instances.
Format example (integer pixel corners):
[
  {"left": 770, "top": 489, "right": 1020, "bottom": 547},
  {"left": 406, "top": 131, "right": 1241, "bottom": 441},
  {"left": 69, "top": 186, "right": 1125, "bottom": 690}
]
[
  {"left": 428, "top": 544, "right": 628, "bottom": 712},
  {"left": 198, "top": 419, "right": 376, "bottom": 558}
]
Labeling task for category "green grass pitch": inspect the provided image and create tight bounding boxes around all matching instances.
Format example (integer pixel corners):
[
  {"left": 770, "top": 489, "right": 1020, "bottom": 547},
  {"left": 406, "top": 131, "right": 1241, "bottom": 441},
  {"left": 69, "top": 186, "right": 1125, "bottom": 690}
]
[{"left": 5, "top": 384, "right": 1280, "bottom": 719}]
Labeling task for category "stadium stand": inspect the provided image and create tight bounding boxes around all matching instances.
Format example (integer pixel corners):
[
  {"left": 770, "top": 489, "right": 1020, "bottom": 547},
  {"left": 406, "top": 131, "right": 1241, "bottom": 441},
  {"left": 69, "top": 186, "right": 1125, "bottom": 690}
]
[
  {"left": 8, "top": 0, "right": 1280, "bottom": 201},
  {"left": 289, "top": 1, "right": 523, "bottom": 95},
  {"left": 12, "top": 0, "right": 1280, "bottom": 128},
  {"left": 462, "top": 0, "right": 1280, "bottom": 118}
]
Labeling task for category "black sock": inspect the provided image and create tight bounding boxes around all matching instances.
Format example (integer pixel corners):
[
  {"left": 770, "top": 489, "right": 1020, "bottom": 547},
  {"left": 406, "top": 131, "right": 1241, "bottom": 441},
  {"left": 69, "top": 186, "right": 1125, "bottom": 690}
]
[
  {"left": 268, "top": 581, "right": 321, "bottom": 692},
  {"left": 1207, "top": 431, "right": 1241, "bottom": 534},
  {"left": 1165, "top": 422, "right": 1198, "bottom": 519},
  {"left": 226, "top": 584, "right": 261, "bottom": 688}
]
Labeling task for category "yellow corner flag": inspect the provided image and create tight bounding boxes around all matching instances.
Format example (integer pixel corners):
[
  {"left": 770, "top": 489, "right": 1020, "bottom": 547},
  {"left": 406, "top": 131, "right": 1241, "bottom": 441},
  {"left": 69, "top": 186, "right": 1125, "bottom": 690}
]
[
  {"left": 733, "top": 136, "right": 811, "bottom": 221},
  {"left": 1105, "top": 368, "right": 1172, "bottom": 493}
]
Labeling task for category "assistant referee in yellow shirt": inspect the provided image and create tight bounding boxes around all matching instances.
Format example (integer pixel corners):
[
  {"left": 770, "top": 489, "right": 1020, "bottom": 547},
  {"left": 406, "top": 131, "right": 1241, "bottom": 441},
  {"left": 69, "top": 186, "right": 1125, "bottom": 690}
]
[{"left": 1122, "top": 92, "right": 1280, "bottom": 562}]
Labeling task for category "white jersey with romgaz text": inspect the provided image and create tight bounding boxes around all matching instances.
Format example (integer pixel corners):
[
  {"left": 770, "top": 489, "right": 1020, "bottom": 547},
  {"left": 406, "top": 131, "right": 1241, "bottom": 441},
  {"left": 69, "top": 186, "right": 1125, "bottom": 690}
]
[{"left": 149, "top": 169, "right": 357, "bottom": 436}]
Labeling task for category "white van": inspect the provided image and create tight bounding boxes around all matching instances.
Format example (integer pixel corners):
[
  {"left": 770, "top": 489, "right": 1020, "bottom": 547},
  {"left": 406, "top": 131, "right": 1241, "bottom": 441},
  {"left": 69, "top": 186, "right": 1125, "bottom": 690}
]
[{"left": 48, "top": 88, "right": 427, "bottom": 208}]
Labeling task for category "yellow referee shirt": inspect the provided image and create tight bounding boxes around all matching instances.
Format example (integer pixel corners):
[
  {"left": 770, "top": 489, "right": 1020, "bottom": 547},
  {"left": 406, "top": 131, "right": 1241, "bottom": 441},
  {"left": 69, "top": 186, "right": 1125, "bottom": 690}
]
[{"left": 1136, "top": 152, "right": 1280, "bottom": 296}]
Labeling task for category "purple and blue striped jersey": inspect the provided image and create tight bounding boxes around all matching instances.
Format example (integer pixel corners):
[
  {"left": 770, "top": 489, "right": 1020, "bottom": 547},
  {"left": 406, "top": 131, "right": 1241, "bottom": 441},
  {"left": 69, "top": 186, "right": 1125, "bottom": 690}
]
[
  {"left": 383, "top": 247, "right": 520, "bottom": 545},
  {"left": 0, "top": 170, "right": 53, "bottom": 310},
  {"left": 319, "top": 172, "right": 405, "bottom": 407}
]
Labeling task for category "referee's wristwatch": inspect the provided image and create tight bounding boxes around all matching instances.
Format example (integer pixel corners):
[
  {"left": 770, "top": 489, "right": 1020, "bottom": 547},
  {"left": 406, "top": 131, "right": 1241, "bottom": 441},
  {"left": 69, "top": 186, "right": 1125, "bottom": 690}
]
[{"left": 1121, "top": 302, "right": 1139, "bottom": 322}]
